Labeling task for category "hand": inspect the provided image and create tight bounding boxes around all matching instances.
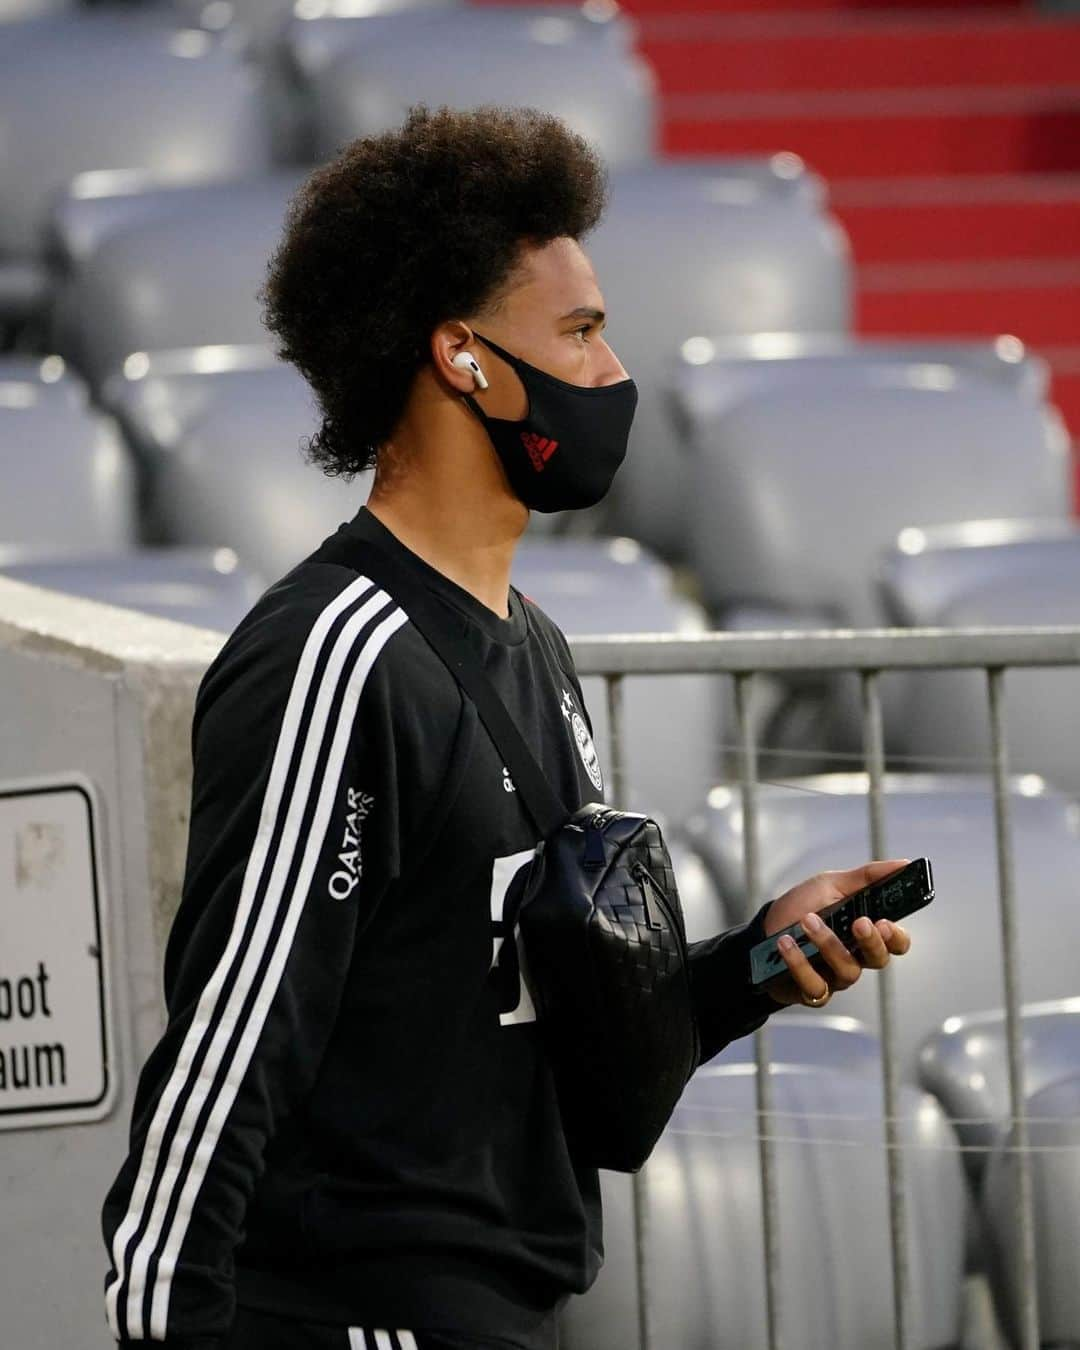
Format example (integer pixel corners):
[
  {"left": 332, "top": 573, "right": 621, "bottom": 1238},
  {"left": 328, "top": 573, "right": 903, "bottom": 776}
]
[{"left": 761, "top": 861, "right": 914, "bottom": 1009}]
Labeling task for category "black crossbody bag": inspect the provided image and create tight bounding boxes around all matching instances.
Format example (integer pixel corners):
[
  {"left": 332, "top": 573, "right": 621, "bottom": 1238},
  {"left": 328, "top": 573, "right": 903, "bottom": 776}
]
[{"left": 348, "top": 541, "right": 700, "bottom": 1172}]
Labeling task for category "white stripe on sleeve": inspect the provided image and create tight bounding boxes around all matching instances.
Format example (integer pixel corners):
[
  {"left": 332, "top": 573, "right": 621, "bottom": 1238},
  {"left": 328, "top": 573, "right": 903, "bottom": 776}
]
[
  {"left": 105, "top": 577, "right": 402, "bottom": 1340},
  {"left": 148, "top": 603, "right": 407, "bottom": 1336}
]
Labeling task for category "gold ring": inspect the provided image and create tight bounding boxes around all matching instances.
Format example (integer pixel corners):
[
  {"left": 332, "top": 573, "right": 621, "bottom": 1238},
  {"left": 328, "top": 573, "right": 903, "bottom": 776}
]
[{"left": 801, "top": 986, "right": 831, "bottom": 1008}]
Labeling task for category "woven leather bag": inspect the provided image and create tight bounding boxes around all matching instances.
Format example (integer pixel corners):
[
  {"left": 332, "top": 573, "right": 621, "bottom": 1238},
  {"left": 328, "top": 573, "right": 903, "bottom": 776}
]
[
  {"left": 343, "top": 540, "right": 699, "bottom": 1172},
  {"left": 509, "top": 804, "right": 698, "bottom": 1172}
]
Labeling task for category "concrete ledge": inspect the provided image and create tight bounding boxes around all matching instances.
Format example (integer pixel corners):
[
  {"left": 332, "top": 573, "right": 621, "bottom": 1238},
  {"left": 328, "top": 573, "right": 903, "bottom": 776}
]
[
  {"left": 0, "top": 575, "right": 224, "bottom": 675},
  {"left": 0, "top": 576, "right": 226, "bottom": 960},
  {"left": 0, "top": 578, "right": 234, "bottom": 1346}
]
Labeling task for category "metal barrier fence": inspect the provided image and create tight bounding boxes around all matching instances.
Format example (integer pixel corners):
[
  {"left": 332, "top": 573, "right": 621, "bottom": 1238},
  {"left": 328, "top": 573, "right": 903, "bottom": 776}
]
[{"left": 568, "top": 625, "right": 1080, "bottom": 1350}]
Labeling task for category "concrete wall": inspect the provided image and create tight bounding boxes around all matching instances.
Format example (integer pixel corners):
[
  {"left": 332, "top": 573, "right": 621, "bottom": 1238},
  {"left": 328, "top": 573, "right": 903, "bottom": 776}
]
[{"left": 0, "top": 578, "right": 223, "bottom": 1350}]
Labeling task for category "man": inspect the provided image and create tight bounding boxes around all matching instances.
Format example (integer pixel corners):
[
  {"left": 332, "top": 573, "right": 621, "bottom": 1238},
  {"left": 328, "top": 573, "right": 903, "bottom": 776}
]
[{"left": 102, "top": 106, "right": 911, "bottom": 1350}]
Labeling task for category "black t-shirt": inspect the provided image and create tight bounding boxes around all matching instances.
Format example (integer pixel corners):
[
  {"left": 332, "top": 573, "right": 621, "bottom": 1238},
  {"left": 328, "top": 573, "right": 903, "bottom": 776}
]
[{"left": 101, "top": 506, "right": 778, "bottom": 1350}]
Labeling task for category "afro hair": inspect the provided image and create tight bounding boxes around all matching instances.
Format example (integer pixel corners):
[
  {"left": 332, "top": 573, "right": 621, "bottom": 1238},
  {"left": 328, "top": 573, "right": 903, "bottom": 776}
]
[{"left": 260, "top": 104, "right": 609, "bottom": 479}]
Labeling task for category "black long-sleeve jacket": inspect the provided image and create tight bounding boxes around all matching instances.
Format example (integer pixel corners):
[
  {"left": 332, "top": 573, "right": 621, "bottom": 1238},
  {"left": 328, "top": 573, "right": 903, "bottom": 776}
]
[{"left": 101, "top": 506, "right": 779, "bottom": 1350}]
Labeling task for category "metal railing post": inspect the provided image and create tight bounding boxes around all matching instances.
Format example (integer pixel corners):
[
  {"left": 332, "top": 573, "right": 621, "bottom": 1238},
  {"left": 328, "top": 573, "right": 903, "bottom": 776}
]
[
  {"left": 986, "top": 667, "right": 1040, "bottom": 1350},
  {"left": 605, "top": 673, "right": 652, "bottom": 1350},
  {"left": 735, "top": 672, "right": 784, "bottom": 1350},
  {"left": 861, "top": 671, "right": 911, "bottom": 1350}
]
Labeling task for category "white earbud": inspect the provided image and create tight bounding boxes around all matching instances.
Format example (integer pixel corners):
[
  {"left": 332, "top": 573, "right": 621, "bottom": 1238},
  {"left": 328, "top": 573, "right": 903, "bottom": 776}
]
[{"left": 452, "top": 351, "right": 489, "bottom": 391}]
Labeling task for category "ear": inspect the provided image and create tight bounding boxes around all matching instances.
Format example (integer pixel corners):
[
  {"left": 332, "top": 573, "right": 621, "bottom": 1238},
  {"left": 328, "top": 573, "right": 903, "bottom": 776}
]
[{"left": 431, "top": 319, "right": 485, "bottom": 395}]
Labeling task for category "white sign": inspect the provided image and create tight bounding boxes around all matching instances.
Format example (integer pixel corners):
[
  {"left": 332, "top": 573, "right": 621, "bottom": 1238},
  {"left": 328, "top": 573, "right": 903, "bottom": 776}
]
[{"left": 0, "top": 773, "right": 114, "bottom": 1130}]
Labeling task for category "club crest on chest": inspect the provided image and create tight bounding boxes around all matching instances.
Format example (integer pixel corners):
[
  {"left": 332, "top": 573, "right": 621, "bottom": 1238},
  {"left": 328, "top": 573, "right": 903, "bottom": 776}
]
[{"left": 560, "top": 688, "right": 603, "bottom": 792}]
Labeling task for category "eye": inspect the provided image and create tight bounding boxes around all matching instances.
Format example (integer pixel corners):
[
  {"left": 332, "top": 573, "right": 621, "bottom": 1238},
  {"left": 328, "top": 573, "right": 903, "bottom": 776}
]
[{"left": 573, "top": 325, "right": 592, "bottom": 342}]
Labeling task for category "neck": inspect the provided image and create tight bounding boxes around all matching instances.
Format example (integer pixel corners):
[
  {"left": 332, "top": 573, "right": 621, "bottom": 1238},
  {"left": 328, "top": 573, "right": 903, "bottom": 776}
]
[{"left": 365, "top": 387, "right": 529, "bottom": 619}]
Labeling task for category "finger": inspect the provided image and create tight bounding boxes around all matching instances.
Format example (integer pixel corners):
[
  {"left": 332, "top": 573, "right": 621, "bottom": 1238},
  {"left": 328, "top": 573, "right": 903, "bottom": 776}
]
[
  {"left": 852, "top": 915, "right": 890, "bottom": 970},
  {"left": 879, "top": 920, "right": 912, "bottom": 956},
  {"left": 826, "top": 859, "right": 911, "bottom": 896},
  {"left": 777, "top": 934, "right": 831, "bottom": 1004},
  {"left": 801, "top": 913, "right": 862, "bottom": 989}
]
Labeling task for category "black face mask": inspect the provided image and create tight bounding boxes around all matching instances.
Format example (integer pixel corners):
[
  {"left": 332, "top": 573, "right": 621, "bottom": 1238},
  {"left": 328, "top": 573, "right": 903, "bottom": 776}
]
[{"left": 462, "top": 333, "right": 638, "bottom": 514}]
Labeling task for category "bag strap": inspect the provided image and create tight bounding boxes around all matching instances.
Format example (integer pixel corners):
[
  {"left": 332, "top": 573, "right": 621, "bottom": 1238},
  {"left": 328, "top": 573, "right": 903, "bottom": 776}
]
[{"left": 346, "top": 539, "right": 571, "bottom": 839}]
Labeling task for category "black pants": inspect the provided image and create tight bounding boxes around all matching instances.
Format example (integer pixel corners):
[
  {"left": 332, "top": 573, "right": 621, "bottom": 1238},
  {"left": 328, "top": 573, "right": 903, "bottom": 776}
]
[{"left": 223, "top": 1306, "right": 532, "bottom": 1350}]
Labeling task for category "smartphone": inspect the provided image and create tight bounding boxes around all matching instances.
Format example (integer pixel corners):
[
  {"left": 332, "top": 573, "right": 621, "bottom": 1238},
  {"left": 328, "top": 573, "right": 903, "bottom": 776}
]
[{"left": 749, "top": 858, "right": 934, "bottom": 987}]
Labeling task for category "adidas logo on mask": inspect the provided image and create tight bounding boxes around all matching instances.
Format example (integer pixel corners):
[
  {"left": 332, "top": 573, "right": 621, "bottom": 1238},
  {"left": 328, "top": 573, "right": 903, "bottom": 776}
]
[{"left": 520, "top": 431, "right": 559, "bottom": 473}]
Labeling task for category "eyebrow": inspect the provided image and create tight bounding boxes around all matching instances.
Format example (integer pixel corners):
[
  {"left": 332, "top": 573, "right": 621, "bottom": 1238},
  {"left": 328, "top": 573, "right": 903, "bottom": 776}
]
[{"left": 560, "top": 306, "right": 607, "bottom": 327}]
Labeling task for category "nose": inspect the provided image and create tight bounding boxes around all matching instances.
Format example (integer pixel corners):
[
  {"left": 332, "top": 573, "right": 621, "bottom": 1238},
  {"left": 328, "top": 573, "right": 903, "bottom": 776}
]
[{"left": 595, "top": 337, "right": 630, "bottom": 387}]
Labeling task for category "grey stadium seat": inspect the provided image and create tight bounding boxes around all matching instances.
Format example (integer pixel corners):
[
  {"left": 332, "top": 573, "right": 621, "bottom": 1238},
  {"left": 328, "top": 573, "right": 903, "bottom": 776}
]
[
  {"left": 48, "top": 170, "right": 263, "bottom": 273},
  {"left": 0, "top": 14, "right": 273, "bottom": 295},
  {"left": 282, "top": 0, "right": 622, "bottom": 85},
  {"left": 0, "top": 546, "right": 265, "bottom": 634},
  {"left": 175, "top": 0, "right": 464, "bottom": 61},
  {"left": 280, "top": 0, "right": 507, "bottom": 87},
  {"left": 670, "top": 335, "right": 1070, "bottom": 627},
  {"left": 982, "top": 1071, "right": 1080, "bottom": 1348},
  {"left": 514, "top": 537, "right": 672, "bottom": 601},
  {"left": 710, "top": 1009, "right": 884, "bottom": 1078},
  {"left": 302, "top": 5, "right": 656, "bottom": 168},
  {"left": 917, "top": 1000, "right": 1080, "bottom": 1182},
  {"left": 171, "top": 0, "right": 297, "bottom": 55},
  {"left": 881, "top": 517, "right": 1080, "bottom": 627},
  {"left": 50, "top": 174, "right": 304, "bottom": 389},
  {"left": 562, "top": 1062, "right": 966, "bottom": 1350},
  {"left": 593, "top": 164, "right": 852, "bottom": 559},
  {"left": 0, "top": 357, "right": 136, "bottom": 551},
  {"left": 686, "top": 773, "right": 1080, "bottom": 1078},
  {"left": 250, "top": 0, "right": 469, "bottom": 158},
  {"left": 103, "top": 347, "right": 368, "bottom": 581},
  {"left": 170, "top": 0, "right": 468, "bottom": 163},
  {"left": 880, "top": 519, "right": 1080, "bottom": 798},
  {"left": 0, "top": 0, "right": 74, "bottom": 17},
  {"left": 511, "top": 538, "right": 722, "bottom": 821}
]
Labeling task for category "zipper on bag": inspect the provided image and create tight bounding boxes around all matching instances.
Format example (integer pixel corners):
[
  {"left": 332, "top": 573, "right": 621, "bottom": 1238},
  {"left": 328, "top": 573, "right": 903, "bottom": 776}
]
[
  {"left": 631, "top": 864, "right": 666, "bottom": 939},
  {"left": 631, "top": 861, "right": 680, "bottom": 937}
]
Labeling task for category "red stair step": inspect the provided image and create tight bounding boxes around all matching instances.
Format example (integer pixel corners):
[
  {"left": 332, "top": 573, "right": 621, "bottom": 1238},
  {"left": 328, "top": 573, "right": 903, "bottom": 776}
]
[
  {"left": 639, "top": 13, "right": 1080, "bottom": 95},
  {"left": 677, "top": 0, "right": 1026, "bottom": 9},
  {"left": 856, "top": 259, "right": 1080, "bottom": 347},
  {"left": 831, "top": 174, "right": 1080, "bottom": 263},
  {"left": 475, "top": 0, "right": 1026, "bottom": 13},
  {"left": 663, "top": 86, "right": 1080, "bottom": 177},
  {"left": 576, "top": 0, "right": 1026, "bottom": 12}
]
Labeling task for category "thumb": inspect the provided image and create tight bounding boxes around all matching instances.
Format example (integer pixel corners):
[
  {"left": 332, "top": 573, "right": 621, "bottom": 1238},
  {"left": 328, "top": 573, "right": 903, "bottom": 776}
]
[{"left": 834, "top": 859, "right": 910, "bottom": 895}]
